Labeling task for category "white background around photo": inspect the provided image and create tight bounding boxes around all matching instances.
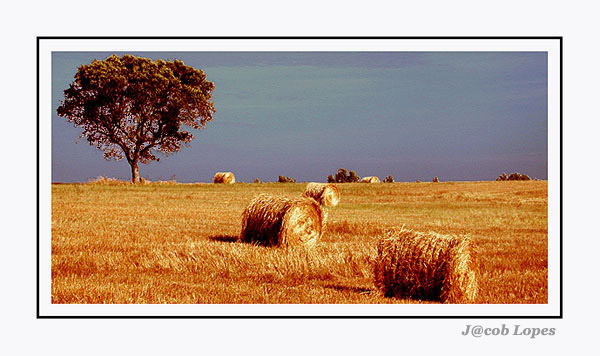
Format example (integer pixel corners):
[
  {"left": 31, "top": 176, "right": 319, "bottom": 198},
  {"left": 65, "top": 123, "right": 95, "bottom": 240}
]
[{"left": 0, "top": 1, "right": 596, "bottom": 355}]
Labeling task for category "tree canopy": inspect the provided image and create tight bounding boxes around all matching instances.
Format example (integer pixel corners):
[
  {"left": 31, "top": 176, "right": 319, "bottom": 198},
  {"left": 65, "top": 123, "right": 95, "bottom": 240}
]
[
  {"left": 328, "top": 168, "right": 360, "bottom": 183},
  {"left": 57, "top": 54, "right": 215, "bottom": 182}
]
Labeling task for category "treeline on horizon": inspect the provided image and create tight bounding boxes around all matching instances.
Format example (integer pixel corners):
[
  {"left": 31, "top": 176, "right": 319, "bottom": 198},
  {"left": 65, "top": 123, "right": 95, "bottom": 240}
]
[{"left": 72, "top": 168, "right": 541, "bottom": 185}]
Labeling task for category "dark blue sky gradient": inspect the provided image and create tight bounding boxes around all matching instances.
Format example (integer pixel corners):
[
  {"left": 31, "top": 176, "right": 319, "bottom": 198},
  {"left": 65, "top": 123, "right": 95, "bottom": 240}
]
[{"left": 52, "top": 51, "right": 548, "bottom": 182}]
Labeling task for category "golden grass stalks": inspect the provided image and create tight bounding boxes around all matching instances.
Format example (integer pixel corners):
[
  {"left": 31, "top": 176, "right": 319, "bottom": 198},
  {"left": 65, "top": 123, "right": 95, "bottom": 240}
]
[
  {"left": 87, "top": 176, "right": 181, "bottom": 185},
  {"left": 213, "top": 172, "right": 236, "bottom": 184},
  {"left": 87, "top": 176, "right": 131, "bottom": 185},
  {"left": 373, "top": 227, "right": 480, "bottom": 303},
  {"left": 303, "top": 183, "right": 340, "bottom": 207},
  {"left": 360, "top": 176, "right": 380, "bottom": 183},
  {"left": 240, "top": 194, "right": 324, "bottom": 247}
]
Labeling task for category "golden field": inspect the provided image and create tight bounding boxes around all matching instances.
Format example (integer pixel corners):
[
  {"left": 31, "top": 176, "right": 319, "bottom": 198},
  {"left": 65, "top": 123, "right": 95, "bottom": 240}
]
[{"left": 51, "top": 180, "right": 547, "bottom": 304}]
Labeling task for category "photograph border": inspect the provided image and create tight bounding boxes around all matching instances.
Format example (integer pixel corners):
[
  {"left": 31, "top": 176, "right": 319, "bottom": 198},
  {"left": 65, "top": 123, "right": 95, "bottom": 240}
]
[{"left": 37, "top": 36, "right": 563, "bottom": 319}]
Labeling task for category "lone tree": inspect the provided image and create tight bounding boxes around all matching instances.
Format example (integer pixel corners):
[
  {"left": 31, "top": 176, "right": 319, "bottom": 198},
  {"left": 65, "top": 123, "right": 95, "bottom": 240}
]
[{"left": 57, "top": 54, "right": 216, "bottom": 183}]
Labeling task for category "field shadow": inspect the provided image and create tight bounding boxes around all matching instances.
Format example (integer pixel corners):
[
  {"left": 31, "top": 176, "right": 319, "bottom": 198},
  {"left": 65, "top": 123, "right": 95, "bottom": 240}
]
[{"left": 208, "top": 234, "right": 240, "bottom": 243}]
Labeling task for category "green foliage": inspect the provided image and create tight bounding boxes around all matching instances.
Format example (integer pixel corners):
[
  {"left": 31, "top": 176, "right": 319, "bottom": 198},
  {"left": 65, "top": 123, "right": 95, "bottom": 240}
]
[
  {"left": 432, "top": 176, "right": 439, "bottom": 183},
  {"left": 332, "top": 168, "right": 360, "bottom": 183},
  {"left": 334, "top": 168, "right": 348, "bottom": 183},
  {"left": 509, "top": 172, "right": 531, "bottom": 181},
  {"left": 383, "top": 175, "right": 394, "bottom": 183},
  {"left": 56, "top": 54, "right": 216, "bottom": 183},
  {"left": 497, "top": 172, "right": 531, "bottom": 181},
  {"left": 348, "top": 170, "right": 360, "bottom": 183}
]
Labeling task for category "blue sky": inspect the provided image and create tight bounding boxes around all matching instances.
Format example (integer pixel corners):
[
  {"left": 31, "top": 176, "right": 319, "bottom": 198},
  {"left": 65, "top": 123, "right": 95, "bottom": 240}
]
[{"left": 52, "top": 51, "right": 547, "bottom": 182}]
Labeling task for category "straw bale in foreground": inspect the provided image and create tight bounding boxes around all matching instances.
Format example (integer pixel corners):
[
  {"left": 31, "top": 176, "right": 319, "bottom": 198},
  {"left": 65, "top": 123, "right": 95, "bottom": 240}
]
[
  {"left": 240, "top": 194, "right": 324, "bottom": 247},
  {"left": 374, "top": 227, "right": 480, "bottom": 303}
]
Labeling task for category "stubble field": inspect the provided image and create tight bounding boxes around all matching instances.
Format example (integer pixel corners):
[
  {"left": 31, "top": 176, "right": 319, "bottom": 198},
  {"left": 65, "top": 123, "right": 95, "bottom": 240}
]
[{"left": 51, "top": 180, "right": 547, "bottom": 304}]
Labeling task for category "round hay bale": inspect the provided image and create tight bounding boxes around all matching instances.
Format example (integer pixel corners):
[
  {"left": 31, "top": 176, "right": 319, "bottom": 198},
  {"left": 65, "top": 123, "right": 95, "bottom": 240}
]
[
  {"left": 303, "top": 183, "right": 340, "bottom": 207},
  {"left": 373, "top": 227, "right": 480, "bottom": 303},
  {"left": 213, "top": 172, "right": 235, "bottom": 184},
  {"left": 360, "top": 176, "right": 380, "bottom": 183},
  {"left": 240, "top": 194, "right": 324, "bottom": 247}
]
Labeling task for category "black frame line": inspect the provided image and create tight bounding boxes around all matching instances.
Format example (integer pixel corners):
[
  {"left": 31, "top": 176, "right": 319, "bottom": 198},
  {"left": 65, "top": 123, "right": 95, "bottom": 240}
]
[{"left": 37, "top": 36, "right": 563, "bottom": 319}]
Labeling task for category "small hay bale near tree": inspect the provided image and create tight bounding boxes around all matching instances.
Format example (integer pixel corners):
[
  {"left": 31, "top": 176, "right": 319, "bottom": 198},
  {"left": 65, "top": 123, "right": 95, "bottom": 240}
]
[
  {"left": 240, "top": 194, "right": 324, "bottom": 247},
  {"left": 303, "top": 183, "right": 340, "bottom": 207},
  {"left": 360, "top": 176, "right": 380, "bottom": 183},
  {"left": 213, "top": 172, "right": 236, "bottom": 184},
  {"left": 373, "top": 227, "right": 480, "bottom": 303}
]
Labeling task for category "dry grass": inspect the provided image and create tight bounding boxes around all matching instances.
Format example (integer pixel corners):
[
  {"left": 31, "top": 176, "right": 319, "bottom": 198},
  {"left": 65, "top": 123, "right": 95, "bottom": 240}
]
[
  {"left": 88, "top": 176, "right": 177, "bottom": 185},
  {"left": 51, "top": 180, "right": 548, "bottom": 304},
  {"left": 374, "top": 227, "right": 479, "bottom": 303},
  {"left": 88, "top": 176, "right": 132, "bottom": 185},
  {"left": 213, "top": 172, "right": 235, "bottom": 184},
  {"left": 304, "top": 183, "right": 340, "bottom": 207},
  {"left": 240, "top": 194, "right": 324, "bottom": 247}
]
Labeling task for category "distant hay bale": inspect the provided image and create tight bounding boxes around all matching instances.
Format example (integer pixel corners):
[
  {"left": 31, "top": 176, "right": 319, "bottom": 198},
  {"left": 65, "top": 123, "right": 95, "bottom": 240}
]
[
  {"left": 213, "top": 172, "right": 235, "bottom": 184},
  {"left": 373, "top": 227, "right": 480, "bottom": 303},
  {"left": 360, "top": 176, "right": 380, "bottom": 183},
  {"left": 303, "top": 183, "right": 340, "bottom": 207},
  {"left": 240, "top": 194, "right": 324, "bottom": 247}
]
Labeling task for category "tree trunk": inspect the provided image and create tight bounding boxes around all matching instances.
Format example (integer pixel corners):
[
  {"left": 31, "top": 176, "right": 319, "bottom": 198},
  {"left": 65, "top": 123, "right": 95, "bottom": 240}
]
[{"left": 131, "top": 160, "right": 140, "bottom": 183}]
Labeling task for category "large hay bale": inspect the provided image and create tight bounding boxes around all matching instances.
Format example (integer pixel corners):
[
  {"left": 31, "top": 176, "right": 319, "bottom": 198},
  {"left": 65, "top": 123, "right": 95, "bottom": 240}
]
[
  {"left": 240, "top": 194, "right": 324, "bottom": 247},
  {"left": 360, "top": 176, "right": 380, "bottom": 183},
  {"left": 213, "top": 172, "right": 235, "bottom": 184},
  {"left": 373, "top": 227, "right": 480, "bottom": 303},
  {"left": 303, "top": 183, "right": 340, "bottom": 207}
]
